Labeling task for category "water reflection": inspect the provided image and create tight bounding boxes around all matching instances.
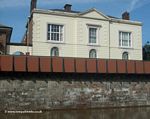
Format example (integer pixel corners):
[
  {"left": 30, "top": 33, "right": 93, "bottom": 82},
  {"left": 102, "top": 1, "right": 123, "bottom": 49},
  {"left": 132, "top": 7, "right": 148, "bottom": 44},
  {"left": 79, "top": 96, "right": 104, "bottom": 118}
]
[{"left": 1, "top": 107, "right": 150, "bottom": 119}]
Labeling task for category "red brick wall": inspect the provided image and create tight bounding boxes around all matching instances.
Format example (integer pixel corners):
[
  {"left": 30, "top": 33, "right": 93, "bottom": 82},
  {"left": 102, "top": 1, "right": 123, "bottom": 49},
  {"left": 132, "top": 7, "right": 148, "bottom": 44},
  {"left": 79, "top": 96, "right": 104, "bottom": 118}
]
[{"left": 0, "top": 55, "right": 149, "bottom": 74}]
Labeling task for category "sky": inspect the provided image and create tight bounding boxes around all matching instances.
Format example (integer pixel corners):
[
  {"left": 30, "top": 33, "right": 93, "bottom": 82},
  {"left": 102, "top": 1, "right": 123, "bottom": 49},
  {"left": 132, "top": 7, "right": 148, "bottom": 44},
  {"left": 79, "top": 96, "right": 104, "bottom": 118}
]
[{"left": 0, "top": 0, "right": 150, "bottom": 45}]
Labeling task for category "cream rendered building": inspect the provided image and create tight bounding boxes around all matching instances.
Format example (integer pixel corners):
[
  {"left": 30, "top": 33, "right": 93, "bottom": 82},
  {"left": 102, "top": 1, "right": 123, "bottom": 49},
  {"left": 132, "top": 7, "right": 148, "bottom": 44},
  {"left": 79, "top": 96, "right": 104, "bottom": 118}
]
[{"left": 8, "top": 0, "right": 143, "bottom": 60}]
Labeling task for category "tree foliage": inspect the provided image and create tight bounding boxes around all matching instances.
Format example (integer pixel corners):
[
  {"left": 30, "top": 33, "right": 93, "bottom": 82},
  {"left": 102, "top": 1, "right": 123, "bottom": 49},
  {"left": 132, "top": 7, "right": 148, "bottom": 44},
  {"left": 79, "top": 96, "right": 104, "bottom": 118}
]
[{"left": 143, "top": 41, "right": 150, "bottom": 60}]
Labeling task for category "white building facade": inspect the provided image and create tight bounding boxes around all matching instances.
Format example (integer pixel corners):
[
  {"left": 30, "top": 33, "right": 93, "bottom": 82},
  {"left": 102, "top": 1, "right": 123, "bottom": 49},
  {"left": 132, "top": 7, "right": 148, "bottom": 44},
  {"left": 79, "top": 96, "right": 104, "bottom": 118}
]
[{"left": 8, "top": 2, "right": 143, "bottom": 60}]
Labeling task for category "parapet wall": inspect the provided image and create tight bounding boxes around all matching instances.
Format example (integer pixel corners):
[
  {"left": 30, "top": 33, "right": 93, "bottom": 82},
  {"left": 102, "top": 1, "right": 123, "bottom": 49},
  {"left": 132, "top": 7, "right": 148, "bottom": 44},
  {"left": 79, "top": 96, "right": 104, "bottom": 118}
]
[{"left": 0, "top": 55, "right": 150, "bottom": 74}]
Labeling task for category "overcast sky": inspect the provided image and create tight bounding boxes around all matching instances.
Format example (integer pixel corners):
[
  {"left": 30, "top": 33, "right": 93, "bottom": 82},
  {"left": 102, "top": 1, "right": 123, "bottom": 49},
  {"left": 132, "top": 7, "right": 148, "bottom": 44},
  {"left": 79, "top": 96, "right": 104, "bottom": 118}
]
[{"left": 0, "top": 0, "right": 150, "bottom": 45}]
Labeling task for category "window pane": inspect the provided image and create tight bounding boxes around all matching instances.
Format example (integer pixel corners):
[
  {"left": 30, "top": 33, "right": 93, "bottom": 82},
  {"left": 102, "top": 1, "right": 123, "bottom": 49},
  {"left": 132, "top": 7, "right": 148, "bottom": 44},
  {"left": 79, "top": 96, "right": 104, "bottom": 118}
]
[
  {"left": 89, "top": 28, "right": 97, "bottom": 44},
  {"left": 60, "top": 33, "right": 63, "bottom": 41},
  {"left": 48, "top": 33, "right": 50, "bottom": 40},
  {"left": 51, "top": 47, "right": 59, "bottom": 56},
  {"left": 53, "top": 33, "right": 57, "bottom": 40},
  {"left": 90, "top": 37, "right": 96, "bottom": 43},
  {"left": 129, "top": 33, "right": 131, "bottom": 46},
  {"left": 119, "top": 31, "right": 131, "bottom": 47},
  {"left": 129, "top": 40, "right": 131, "bottom": 47},
  {"left": 122, "top": 52, "right": 128, "bottom": 60},
  {"left": 51, "top": 33, "right": 54, "bottom": 40},
  {"left": 47, "top": 24, "right": 63, "bottom": 41},
  {"left": 57, "top": 33, "right": 59, "bottom": 41},
  {"left": 122, "top": 40, "right": 128, "bottom": 46},
  {"left": 48, "top": 25, "right": 50, "bottom": 32},
  {"left": 119, "top": 32, "right": 121, "bottom": 46},
  {"left": 89, "top": 49, "right": 97, "bottom": 58},
  {"left": 122, "top": 32, "right": 128, "bottom": 40}
]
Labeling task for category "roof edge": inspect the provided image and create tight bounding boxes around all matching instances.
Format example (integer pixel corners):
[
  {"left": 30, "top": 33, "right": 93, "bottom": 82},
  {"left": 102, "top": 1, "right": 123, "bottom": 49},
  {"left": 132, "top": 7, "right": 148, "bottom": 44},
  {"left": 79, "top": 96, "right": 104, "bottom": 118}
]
[
  {"left": 79, "top": 8, "right": 110, "bottom": 19},
  {"left": 31, "top": 9, "right": 142, "bottom": 26}
]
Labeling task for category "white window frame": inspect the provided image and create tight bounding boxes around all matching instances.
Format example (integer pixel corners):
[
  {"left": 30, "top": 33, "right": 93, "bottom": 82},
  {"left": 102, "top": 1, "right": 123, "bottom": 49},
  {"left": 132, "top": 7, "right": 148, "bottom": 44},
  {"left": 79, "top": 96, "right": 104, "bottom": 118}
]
[
  {"left": 51, "top": 47, "right": 59, "bottom": 56},
  {"left": 47, "top": 24, "right": 64, "bottom": 43},
  {"left": 119, "top": 31, "right": 132, "bottom": 48},
  {"left": 87, "top": 24, "right": 101, "bottom": 45},
  {"left": 89, "top": 49, "right": 97, "bottom": 58},
  {"left": 122, "top": 52, "right": 129, "bottom": 60}
]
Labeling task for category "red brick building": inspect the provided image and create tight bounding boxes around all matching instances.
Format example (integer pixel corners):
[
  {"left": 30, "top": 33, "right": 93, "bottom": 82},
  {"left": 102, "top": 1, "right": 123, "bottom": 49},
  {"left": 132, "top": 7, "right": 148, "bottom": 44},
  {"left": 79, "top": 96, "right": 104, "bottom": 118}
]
[{"left": 0, "top": 24, "right": 12, "bottom": 55}]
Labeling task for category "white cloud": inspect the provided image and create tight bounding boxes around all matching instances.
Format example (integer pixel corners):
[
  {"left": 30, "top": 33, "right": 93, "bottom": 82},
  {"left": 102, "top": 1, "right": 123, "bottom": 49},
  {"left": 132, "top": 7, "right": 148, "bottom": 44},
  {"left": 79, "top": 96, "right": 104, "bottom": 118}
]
[{"left": 128, "top": 0, "right": 150, "bottom": 11}]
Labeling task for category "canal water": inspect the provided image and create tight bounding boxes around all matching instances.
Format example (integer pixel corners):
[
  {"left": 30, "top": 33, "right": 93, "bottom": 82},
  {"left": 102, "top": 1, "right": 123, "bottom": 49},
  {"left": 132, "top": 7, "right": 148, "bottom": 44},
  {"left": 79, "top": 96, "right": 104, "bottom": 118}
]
[{"left": 1, "top": 107, "right": 150, "bottom": 119}]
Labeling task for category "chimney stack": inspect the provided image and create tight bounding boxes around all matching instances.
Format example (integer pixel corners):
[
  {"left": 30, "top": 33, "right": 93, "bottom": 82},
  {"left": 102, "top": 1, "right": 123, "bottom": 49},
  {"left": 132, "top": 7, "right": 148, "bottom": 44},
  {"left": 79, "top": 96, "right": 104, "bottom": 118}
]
[
  {"left": 122, "top": 11, "right": 130, "bottom": 20},
  {"left": 64, "top": 4, "right": 72, "bottom": 12},
  {"left": 30, "top": 0, "right": 37, "bottom": 13}
]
